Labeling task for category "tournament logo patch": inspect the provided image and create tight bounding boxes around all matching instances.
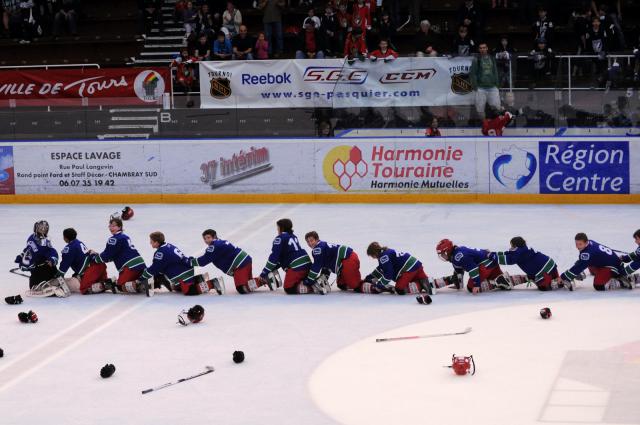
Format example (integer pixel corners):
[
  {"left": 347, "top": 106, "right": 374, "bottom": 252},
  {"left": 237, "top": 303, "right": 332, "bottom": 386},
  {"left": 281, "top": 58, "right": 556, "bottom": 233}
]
[
  {"left": 454, "top": 252, "right": 464, "bottom": 262},
  {"left": 450, "top": 73, "right": 473, "bottom": 95},
  {"left": 313, "top": 248, "right": 322, "bottom": 256},
  {"left": 580, "top": 253, "right": 590, "bottom": 261},
  {"left": 108, "top": 238, "right": 117, "bottom": 245},
  {"left": 206, "top": 245, "right": 215, "bottom": 253},
  {"left": 380, "top": 255, "right": 389, "bottom": 264},
  {"left": 62, "top": 246, "right": 69, "bottom": 253},
  {"left": 154, "top": 252, "right": 164, "bottom": 260},
  {"left": 273, "top": 237, "right": 281, "bottom": 245},
  {"left": 210, "top": 77, "right": 232, "bottom": 99}
]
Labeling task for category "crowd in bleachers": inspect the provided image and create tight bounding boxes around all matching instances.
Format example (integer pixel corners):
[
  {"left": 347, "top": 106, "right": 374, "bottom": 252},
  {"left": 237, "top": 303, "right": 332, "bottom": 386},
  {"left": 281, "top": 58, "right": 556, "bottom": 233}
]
[{"left": 1, "top": 0, "right": 79, "bottom": 43}]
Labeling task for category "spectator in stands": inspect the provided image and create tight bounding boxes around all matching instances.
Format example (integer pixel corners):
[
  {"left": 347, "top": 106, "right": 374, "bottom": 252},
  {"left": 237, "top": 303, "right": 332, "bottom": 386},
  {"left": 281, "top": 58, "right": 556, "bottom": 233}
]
[
  {"left": 425, "top": 117, "right": 442, "bottom": 137},
  {"left": 528, "top": 38, "right": 554, "bottom": 88},
  {"left": 318, "top": 120, "right": 334, "bottom": 137},
  {"left": 571, "top": 6, "right": 591, "bottom": 78},
  {"left": 369, "top": 38, "right": 398, "bottom": 61},
  {"left": 52, "top": 0, "right": 78, "bottom": 37},
  {"left": 303, "top": 7, "right": 321, "bottom": 29},
  {"left": 212, "top": 29, "right": 232, "bottom": 60},
  {"left": 259, "top": 0, "right": 284, "bottom": 57},
  {"left": 377, "top": 11, "right": 397, "bottom": 50},
  {"left": 222, "top": 1, "right": 241, "bottom": 37},
  {"left": 182, "top": 1, "right": 198, "bottom": 37},
  {"left": 255, "top": 31, "right": 269, "bottom": 59},
  {"left": 194, "top": 32, "right": 211, "bottom": 60},
  {"left": 352, "top": 0, "right": 372, "bottom": 32},
  {"left": 415, "top": 20, "right": 439, "bottom": 57},
  {"left": 592, "top": 1, "right": 624, "bottom": 50},
  {"left": 336, "top": 3, "right": 351, "bottom": 52},
  {"left": 196, "top": 4, "right": 216, "bottom": 38},
  {"left": 344, "top": 26, "right": 367, "bottom": 60},
  {"left": 469, "top": 42, "right": 500, "bottom": 119},
  {"left": 493, "top": 35, "right": 516, "bottom": 88},
  {"left": 482, "top": 107, "right": 516, "bottom": 136},
  {"left": 320, "top": 5, "right": 339, "bottom": 57},
  {"left": 295, "top": 20, "right": 325, "bottom": 59},
  {"left": 139, "top": 0, "right": 163, "bottom": 37},
  {"left": 17, "top": 0, "right": 42, "bottom": 44},
  {"left": 232, "top": 24, "right": 254, "bottom": 60},
  {"left": 457, "top": 0, "right": 483, "bottom": 39},
  {"left": 2, "top": 0, "right": 18, "bottom": 38},
  {"left": 585, "top": 15, "right": 609, "bottom": 86},
  {"left": 452, "top": 25, "right": 475, "bottom": 57},
  {"left": 532, "top": 6, "right": 553, "bottom": 48},
  {"left": 171, "top": 48, "right": 198, "bottom": 108}
]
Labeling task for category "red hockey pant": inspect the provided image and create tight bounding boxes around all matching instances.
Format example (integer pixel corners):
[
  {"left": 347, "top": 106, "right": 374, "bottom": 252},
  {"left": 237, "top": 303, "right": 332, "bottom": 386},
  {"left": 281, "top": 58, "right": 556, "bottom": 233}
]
[
  {"left": 396, "top": 267, "right": 428, "bottom": 292},
  {"left": 466, "top": 265, "right": 503, "bottom": 291},
  {"left": 79, "top": 262, "right": 108, "bottom": 294},
  {"left": 337, "top": 252, "right": 362, "bottom": 290}
]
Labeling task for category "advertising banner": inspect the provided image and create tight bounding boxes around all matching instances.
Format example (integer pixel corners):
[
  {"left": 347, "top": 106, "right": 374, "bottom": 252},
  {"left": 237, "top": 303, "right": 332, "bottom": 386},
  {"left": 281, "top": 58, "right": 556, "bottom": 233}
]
[
  {"left": 0, "top": 68, "right": 170, "bottom": 106},
  {"left": 199, "top": 57, "right": 474, "bottom": 109},
  {"left": 12, "top": 143, "right": 162, "bottom": 194},
  {"left": 1, "top": 137, "right": 637, "bottom": 198},
  {"left": 316, "top": 141, "right": 479, "bottom": 193}
]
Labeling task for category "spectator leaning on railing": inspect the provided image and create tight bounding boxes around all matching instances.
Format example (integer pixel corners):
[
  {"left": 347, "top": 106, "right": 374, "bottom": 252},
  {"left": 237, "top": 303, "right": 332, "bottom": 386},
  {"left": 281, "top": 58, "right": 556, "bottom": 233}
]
[
  {"left": 469, "top": 42, "right": 501, "bottom": 120},
  {"left": 452, "top": 25, "right": 475, "bottom": 57},
  {"left": 193, "top": 32, "right": 210, "bottom": 60},
  {"left": 171, "top": 48, "right": 198, "bottom": 108},
  {"left": 369, "top": 38, "right": 397, "bottom": 61},
  {"left": 344, "top": 26, "right": 367, "bottom": 61},
  {"left": 255, "top": 31, "right": 269, "bottom": 59}
]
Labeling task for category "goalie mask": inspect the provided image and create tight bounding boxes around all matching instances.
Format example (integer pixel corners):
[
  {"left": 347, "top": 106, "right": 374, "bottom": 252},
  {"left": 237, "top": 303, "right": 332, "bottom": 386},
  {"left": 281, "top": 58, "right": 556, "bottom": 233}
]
[
  {"left": 33, "top": 220, "right": 49, "bottom": 239},
  {"left": 177, "top": 304, "right": 205, "bottom": 326}
]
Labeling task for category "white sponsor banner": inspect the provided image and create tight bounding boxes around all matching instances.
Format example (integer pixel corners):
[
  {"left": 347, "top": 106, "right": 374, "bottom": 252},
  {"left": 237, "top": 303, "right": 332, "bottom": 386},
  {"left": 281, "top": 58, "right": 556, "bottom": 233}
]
[
  {"left": 199, "top": 57, "right": 474, "bottom": 109},
  {"left": 315, "top": 140, "right": 480, "bottom": 193},
  {"left": 159, "top": 141, "right": 315, "bottom": 194},
  {"left": 12, "top": 142, "right": 161, "bottom": 194}
]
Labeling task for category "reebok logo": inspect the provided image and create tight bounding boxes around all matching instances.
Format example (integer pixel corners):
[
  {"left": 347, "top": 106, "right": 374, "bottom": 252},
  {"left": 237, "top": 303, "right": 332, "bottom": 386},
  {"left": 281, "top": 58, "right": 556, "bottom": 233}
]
[{"left": 241, "top": 73, "right": 292, "bottom": 85}]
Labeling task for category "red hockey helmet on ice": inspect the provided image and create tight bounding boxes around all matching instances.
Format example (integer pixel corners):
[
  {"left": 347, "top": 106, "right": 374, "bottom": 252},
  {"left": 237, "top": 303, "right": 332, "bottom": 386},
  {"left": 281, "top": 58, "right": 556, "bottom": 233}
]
[
  {"left": 451, "top": 354, "right": 475, "bottom": 376},
  {"left": 436, "top": 239, "right": 454, "bottom": 261}
]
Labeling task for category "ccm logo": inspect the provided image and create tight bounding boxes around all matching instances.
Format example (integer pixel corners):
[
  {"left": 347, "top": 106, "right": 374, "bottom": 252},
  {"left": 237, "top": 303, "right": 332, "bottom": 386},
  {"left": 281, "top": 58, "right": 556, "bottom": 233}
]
[
  {"left": 303, "top": 67, "right": 367, "bottom": 84},
  {"left": 379, "top": 68, "right": 437, "bottom": 84}
]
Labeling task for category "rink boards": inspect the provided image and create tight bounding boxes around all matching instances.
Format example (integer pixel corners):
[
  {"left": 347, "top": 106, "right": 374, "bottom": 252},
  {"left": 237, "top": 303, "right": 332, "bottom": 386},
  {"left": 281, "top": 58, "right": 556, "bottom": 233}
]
[{"left": 0, "top": 136, "right": 639, "bottom": 203}]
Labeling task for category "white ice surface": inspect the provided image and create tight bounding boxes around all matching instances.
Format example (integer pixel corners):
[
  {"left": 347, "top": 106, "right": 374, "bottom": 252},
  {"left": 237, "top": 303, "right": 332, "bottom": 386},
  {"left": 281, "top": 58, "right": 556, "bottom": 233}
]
[{"left": 0, "top": 203, "right": 638, "bottom": 425}]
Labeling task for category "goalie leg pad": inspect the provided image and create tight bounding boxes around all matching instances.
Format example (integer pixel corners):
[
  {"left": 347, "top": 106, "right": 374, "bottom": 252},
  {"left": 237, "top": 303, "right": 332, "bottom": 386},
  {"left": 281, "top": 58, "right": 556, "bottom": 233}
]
[
  {"left": 297, "top": 284, "right": 310, "bottom": 294},
  {"left": 121, "top": 281, "right": 139, "bottom": 294},
  {"left": 361, "top": 282, "right": 380, "bottom": 293},
  {"left": 407, "top": 281, "right": 420, "bottom": 294},
  {"left": 247, "top": 279, "right": 259, "bottom": 292}
]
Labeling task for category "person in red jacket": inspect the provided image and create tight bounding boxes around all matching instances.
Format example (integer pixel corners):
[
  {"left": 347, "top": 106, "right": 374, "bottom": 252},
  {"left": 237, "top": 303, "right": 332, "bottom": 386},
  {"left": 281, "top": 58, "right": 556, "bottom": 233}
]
[
  {"left": 369, "top": 38, "right": 398, "bottom": 61},
  {"left": 344, "top": 27, "right": 367, "bottom": 60},
  {"left": 171, "top": 48, "right": 198, "bottom": 108},
  {"left": 481, "top": 107, "right": 521, "bottom": 136},
  {"left": 425, "top": 117, "right": 442, "bottom": 137}
]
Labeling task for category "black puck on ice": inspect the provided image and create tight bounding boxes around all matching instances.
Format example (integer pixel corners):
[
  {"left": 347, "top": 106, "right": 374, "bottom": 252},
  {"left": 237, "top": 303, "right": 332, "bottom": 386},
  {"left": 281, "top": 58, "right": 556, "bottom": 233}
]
[
  {"left": 100, "top": 363, "right": 116, "bottom": 378},
  {"left": 233, "top": 351, "right": 245, "bottom": 364},
  {"left": 0, "top": 348, "right": 3, "bottom": 358},
  {"left": 540, "top": 307, "right": 552, "bottom": 319},
  {"left": 416, "top": 295, "right": 432, "bottom": 305}
]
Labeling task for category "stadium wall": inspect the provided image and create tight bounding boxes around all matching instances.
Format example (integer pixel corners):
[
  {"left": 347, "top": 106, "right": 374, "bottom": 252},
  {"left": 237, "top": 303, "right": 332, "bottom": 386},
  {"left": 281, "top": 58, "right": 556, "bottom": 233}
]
[{"left": 0, "top": 137, "right": 638, "bottom": 204}]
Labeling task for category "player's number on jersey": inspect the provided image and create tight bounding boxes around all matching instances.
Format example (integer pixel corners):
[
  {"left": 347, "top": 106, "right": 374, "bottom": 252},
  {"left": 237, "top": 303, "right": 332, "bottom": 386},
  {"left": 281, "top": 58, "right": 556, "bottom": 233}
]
[
  {"left": 599, "top": 245, "right": 613, "bottom": 256},
  {"left": 289, "top": 238, "right": 301, "bottom": 251},
  {"left": 127, "top": 239, "right": 137, "bottom": 250},
  {"left": 174, "top": 247, "right": 185, "bottom": 258}
]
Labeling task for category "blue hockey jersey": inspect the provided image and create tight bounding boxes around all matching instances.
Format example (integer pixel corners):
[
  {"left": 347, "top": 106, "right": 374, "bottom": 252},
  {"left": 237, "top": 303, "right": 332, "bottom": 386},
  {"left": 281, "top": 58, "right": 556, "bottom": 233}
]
[
  {"left": 308, "top": 241, "right": 353, "bottom": 282},
  {"left": 59, "top": 239, "right": 91, "bottom": 276},
  {"left": 189, "top": 238, "right": 251, "bottom": 276},
  {"left": 369, "top": 249, "right": 421, "bottom": 286},
  {"left": 15, "top": 234, "right": 58, "bottom": 270},
  {"left": 261, "top": 232, "right": 311, "bottom": 277},
  {"left": 621, "top": 245, "right": 640, "bottom": 275},
  {"left": 450, "top": 246, "right": 497, "bottom": 287},
  {"left": 562, "top": 240, "right": 623, "bottom": 280},
  {"left": 490, "top": 246, "right": 557, "bottom": 283},
  {"left": 141, "top": 243, "right": 194, "bottom": 284},
  {"left": 94, "top": 231, "right": 146, "bottom": 272}
]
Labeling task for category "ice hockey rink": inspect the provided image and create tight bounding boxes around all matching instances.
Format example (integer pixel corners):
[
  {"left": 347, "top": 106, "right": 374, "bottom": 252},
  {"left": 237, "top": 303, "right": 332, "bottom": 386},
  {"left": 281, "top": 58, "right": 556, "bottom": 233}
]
[{"left": 0, "top": 203, "right": 638, "bottom": 425}]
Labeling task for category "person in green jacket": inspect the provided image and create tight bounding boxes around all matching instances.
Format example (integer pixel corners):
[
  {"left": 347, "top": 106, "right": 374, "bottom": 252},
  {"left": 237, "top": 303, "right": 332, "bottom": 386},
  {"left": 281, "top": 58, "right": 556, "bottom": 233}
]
[{"left": 469, "top": 42, "right": 501, "bottom": 119}]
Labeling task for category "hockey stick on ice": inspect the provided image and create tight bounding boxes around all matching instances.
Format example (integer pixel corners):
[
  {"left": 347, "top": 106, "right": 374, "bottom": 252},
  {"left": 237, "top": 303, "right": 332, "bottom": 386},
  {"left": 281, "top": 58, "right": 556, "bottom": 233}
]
[
  {"left": 375, "top": 327, "right": 472, "bottom": 343},
  {"left": 141, "top": 366, "right": 215, "bottom": 394},
  {"left": 9, "top": 267, "right": 30, "bottom": 278}
]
